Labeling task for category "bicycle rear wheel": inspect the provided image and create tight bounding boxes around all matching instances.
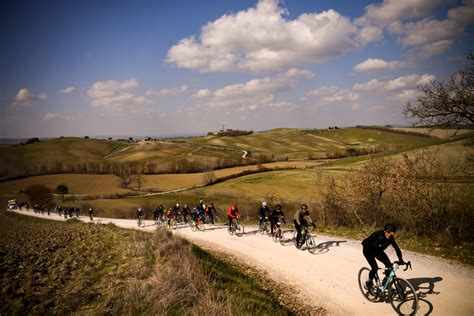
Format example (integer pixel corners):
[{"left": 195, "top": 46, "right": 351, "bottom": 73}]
[
  {"left": 389, "top": 277, "right": 418, "bottom": 315},
  {"left": 358, "top": 267, "right": 380, "bottom": 302},
  {"left": 235, "top": 223, "right": 244, "bottom": 237},
  {"left": 259, "top": 222, "right": 267, "bottom": 235}
]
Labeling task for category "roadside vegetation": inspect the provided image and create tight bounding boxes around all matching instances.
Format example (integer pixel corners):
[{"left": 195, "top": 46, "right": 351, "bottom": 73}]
[{"left": 0, "top": 212, "right": 301, "bottom": 315}]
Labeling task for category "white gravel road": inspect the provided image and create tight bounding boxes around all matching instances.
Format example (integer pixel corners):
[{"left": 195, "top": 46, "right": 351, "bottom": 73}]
[{"left": 10, "top": 209, "right": 474, "bottom": 315}]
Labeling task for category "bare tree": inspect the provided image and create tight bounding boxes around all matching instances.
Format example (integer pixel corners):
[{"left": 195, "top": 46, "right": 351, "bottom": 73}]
[{"left": 404, "top": 51, "right": 474, "bottom": 127}]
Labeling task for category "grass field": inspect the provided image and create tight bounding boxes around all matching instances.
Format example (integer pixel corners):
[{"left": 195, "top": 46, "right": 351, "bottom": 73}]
[
  {"left": 0, "top": 127, "right": 438, "bottom": 179},
  {"left": 0, "top": 212, "right": 303, "bottom": 315}
]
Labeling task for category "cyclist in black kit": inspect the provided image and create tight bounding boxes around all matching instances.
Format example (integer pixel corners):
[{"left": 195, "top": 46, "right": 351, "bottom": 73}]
[{"left": 362, "top": 223, "right": 405, "bottom": 288}]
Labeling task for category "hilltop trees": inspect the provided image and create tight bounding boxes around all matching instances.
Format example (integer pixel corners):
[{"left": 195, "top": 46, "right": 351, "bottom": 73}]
[{"left": 404, "top": 51, "right": 474, "bottom": 127}]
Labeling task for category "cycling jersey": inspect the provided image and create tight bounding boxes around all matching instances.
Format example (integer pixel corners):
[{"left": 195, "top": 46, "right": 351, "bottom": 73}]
[
  {"left": 362, "top": 230, "right": 403, "bottom": 258},
  {"left": 227, "top": 207, "right": 240, "bottom": 218}
]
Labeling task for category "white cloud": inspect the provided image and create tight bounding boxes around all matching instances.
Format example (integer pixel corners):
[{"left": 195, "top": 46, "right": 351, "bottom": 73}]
[
  {"left": 308, "top": 86, "right": 359, "bottom": 104},
  {"left": 387, "top": 89, "right": 421, "bottom": 102},
  {"left": 447, "top": 0, "right": 474, "bottom": 26},
  {"left": 399, "top": 18, "right": 460, "bottom": 47},
  {"left": 87, "top": 79, "right": 151, "bottom": 111},
  {"left": 145, "top": 85, "right": 188, "bottom": 97},
  {"left": 384, "top": 73, "right": 436, "bottom": 90},
  {"left": 193, "top": 89, "right": 212, "bottom": 98},
  {"left": 364, "top": 0, "right": 450, "bottom": 24},
  {"left": 353, "top": 58, "right": 406, "bottom": 72},
  {"left": 59, "top": 86, "right": 76, "bottom": 94},
  {"left": 166, "top": 0, "right": 375, "bottom": 72},
  {"left": 10, "top": 88, "right": 47, "bottom": 107},
  {"left": 356, "top": 25, "right": 384, "bottom": 44},
  {"left": 285, "top": 68, "right": 315, "bottom": 79},
  {"left": 353, "top": 79, "right": 384, "bottom": 91},
  {"left": 193, "top": 76, "right": 296, "bottom": 112},
  {"left": 418, "top": 40, "right": 454, "bottom": 57},
  {"left": 42, "top": 112, "right": 72, "bottom": 121}
]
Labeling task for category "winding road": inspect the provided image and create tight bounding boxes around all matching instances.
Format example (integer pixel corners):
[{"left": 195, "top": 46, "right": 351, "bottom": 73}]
[{"left": 9, "top": 209, "right": 474, "bottom": 315}]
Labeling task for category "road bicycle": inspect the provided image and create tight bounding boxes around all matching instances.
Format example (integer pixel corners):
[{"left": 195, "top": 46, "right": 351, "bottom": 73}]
[
  {"left": 259, "top": 217, "right": 270, "bottom": 235},
  {"left": 272, "top": 218, "right": 286, "bottom": 245},
  {"left": 167, "top": 218, "right": 178, "bottom": 230},
  {"left": 358, "top": 261, "right": 418, "bottom": 315},
  {"left": 137, "top": 215, "right": 145, "bottom": 227},
  {"left": 228, "top": 217, "right": 244, "bottom": 237},
  {"left": 293, "top": 225, "right": 317, "bottom": 254},
  {"left": 191, "top": 216, "right": 206, "bottom": 232}
]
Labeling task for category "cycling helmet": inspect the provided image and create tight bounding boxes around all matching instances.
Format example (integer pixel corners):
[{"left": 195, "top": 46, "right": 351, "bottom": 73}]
[
  {"left": 262, "top": 201, "right": 267, "bottom": 207},
  {"left": 384, "top": 223, "right": 397, "bottom": 233},
  {"left": 276, "top": 204, "right": 281, "bottom": 210},
  {"left": 138, "top": 208, "right": 142, "bottom": 211},
  {"left": 301, "top": 204, "right": 308, "bottom": 210},
  {"left": 231, "top": 202, "right": 237, "bottom": 210},
  {"left": 176, "top": 203, "right": 179, "bottom": 208}
]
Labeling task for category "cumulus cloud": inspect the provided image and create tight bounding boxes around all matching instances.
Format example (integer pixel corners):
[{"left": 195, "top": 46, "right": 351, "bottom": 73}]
[
  {"left": 87, "top": 79, "right": 150, "bottom": 111},
  {"left": 384, "top": 73, "right": 436, "bottom": 90},
  {"left": 363, "top": 0, "right": 450, "bottom": 24},
  {"left": 193, "top": 89, "right": 212, "bottom": 98},
  {"left": 145, "top": 85, "right": 188, "bottom": 97},
  {"left": 59, "top": 86, "right": 76, "bottom": 94},
  {"left": 353, "top": 79, "right": 384, "bottom": 91},
  {"left": 387, "top": 89, "right": 421, "bottom": 102},
  {"left": 308, "top": 86, "right": 359, "bottom": 104},
  {"left": 167, "top": 0, "right": 379, "bottom": 72},
  {"left": 10, "top": 88, "right": 47, "bottom": 107},
  {"left": 42, "top": 112, "right": 72, "bottom": 121},
  {"left": 192, "top": 76, "right": 296, "bottom": 112},
  {"left": 353, "top": 58, "right": 406, "bottom": 72},
  {"left": 447, "top": 0, "right": 474, "bottom": 25},
  {"left": 285, "top": 68, "right": 315, "bottom": 79}
]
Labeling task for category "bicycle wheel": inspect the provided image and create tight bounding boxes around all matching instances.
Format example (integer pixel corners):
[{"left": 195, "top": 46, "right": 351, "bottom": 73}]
[
  {"left": 358, "top": 267, "right": 380, "bottom": 302},
  {"left": 198, "top": 220, "right": 205, "bottom": 231},
  {"left": 228, "top": 224, "right": 235, "bottom": 235},
  {"left": 279, "top": 230, "right": 286, "bottom": 245},
  {"left": 191, "top": 221, "right": 197, "bottom": 232},
  {"left": 292, "top": 230, "right": 298, "bottom": 247},
  {"left": 259, "top": 222, "right": 266, "bottom": 235},
  {"left": 235, "top": 223, "right": 244, "bottom": 237},
  {"left": 306, "top": 234, "right": 317, "bottom": 254},
  {"left": 389, "top": 277, "right": 418, "bottom": 316}
]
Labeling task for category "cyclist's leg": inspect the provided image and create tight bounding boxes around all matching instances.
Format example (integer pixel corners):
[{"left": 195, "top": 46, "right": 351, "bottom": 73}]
[
  {"left": 294, "top": 220, "right": 302, "bottom": 247},
  {"left": 363, "top": 248, "right": 379, "bottom": 282},
  {"left": 374, "top": 251, "right": 392, "bottom": 281},
  {"left": 228, "top": 215, "right": 232, "bottom": 228}
]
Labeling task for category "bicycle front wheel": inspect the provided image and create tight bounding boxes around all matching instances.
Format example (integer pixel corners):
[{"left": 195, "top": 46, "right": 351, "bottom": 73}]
[
  {"left": 389, "top": 277, "right": 418, "bottom": 316},
  {"left": 358, "top": 267, "right": 380, "bottom": 302},
  {"left": 235, "top": 223, "right": 244, "bottom": 237},
  {"left": 306, "top": 234, "right": 317, "bottom": 254}
]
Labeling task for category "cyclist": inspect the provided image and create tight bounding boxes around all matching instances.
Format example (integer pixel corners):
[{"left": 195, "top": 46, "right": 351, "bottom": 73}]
[
  {"left": 136, "top": 207, "right": 145, "bottom": 221},
  {"left": 293, "top": 204, "right": 315, "bottom": 249},
  {"left": 166, "top": 207, "right": 175, "bottom": 228},
  {"left": 269, "top": 204, "right": 285, "bottom": 236},
  {"left": 182, "top": 204, "right": 192, "bottom": 223},
  {"left": 227, "top": 202, "right": 240, "bottom": 229},
  {"left": 153, "top": 206, "right": 161, "bottom": 222},
  {"left": 191, "top": 207, "right": 201, "bottom": 226},
  {"left": 362, "top": 223, "right": 405, "bottom": 289},
  {"left": 205, "top": 202, "right": 216, "bottom": 224},
  {"left": 172, "top": 203, "right": 181, "bottom": 219},
  {"left": 197, "top": 199, "right": 206, "bottom": 221},
  {"left": 88, "top": 207, "right": 93, "bottom": 220},
  {"left": 259, "top": 201, "right": 270, "bottom": 228}
]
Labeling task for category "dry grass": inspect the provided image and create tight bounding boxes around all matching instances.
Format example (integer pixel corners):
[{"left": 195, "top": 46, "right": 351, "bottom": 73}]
[
  {"left": 0, "top": 174, "right": 133, "bottom": 196},
  {"left": 0, "top": 212, "right": 294, "bottom": 315},
  {"left": 391, "top": 127, "right": 473, "bottom": 138}
]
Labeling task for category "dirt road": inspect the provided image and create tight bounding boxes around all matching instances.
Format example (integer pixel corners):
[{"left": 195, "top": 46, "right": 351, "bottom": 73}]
[{"left": 10, "top": 209, "right": 474, "bottom": 315}]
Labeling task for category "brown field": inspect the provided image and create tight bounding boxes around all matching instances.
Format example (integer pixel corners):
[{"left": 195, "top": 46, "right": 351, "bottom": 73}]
[
  {"left": 0, "top": 174, "right": 133, "bottom": 196},
  {"left": 391, "top": 127, "right": 473, "bottom": 138}
]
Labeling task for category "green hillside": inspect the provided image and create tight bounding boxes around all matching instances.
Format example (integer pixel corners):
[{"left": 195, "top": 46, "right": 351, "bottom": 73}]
[{"left": 0, "top": 128, "right": 438, "bottom": 179}]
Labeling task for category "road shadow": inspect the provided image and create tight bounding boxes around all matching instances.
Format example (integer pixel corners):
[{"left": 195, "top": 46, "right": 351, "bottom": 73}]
[
  {"left": 202, "top": 225, "right": 228, "bottom": 231},
  {"left": 406, "top": 277, "right": 442, "bottom": 315}
]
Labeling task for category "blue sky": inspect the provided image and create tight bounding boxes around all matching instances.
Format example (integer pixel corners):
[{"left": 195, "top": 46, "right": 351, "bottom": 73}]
[{"left": 1, "top": 0, "right": 473, "bottom": 138}]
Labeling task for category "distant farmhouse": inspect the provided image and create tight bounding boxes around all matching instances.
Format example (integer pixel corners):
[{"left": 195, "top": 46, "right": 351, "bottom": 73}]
[{"left": 208, "top": 128, "right": 253, "bottom": 137}]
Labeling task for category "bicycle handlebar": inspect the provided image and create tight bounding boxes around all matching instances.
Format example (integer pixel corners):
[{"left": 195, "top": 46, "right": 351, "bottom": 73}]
[{"left": 394, "top": 260, "right": 412, "bottom": 271}]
